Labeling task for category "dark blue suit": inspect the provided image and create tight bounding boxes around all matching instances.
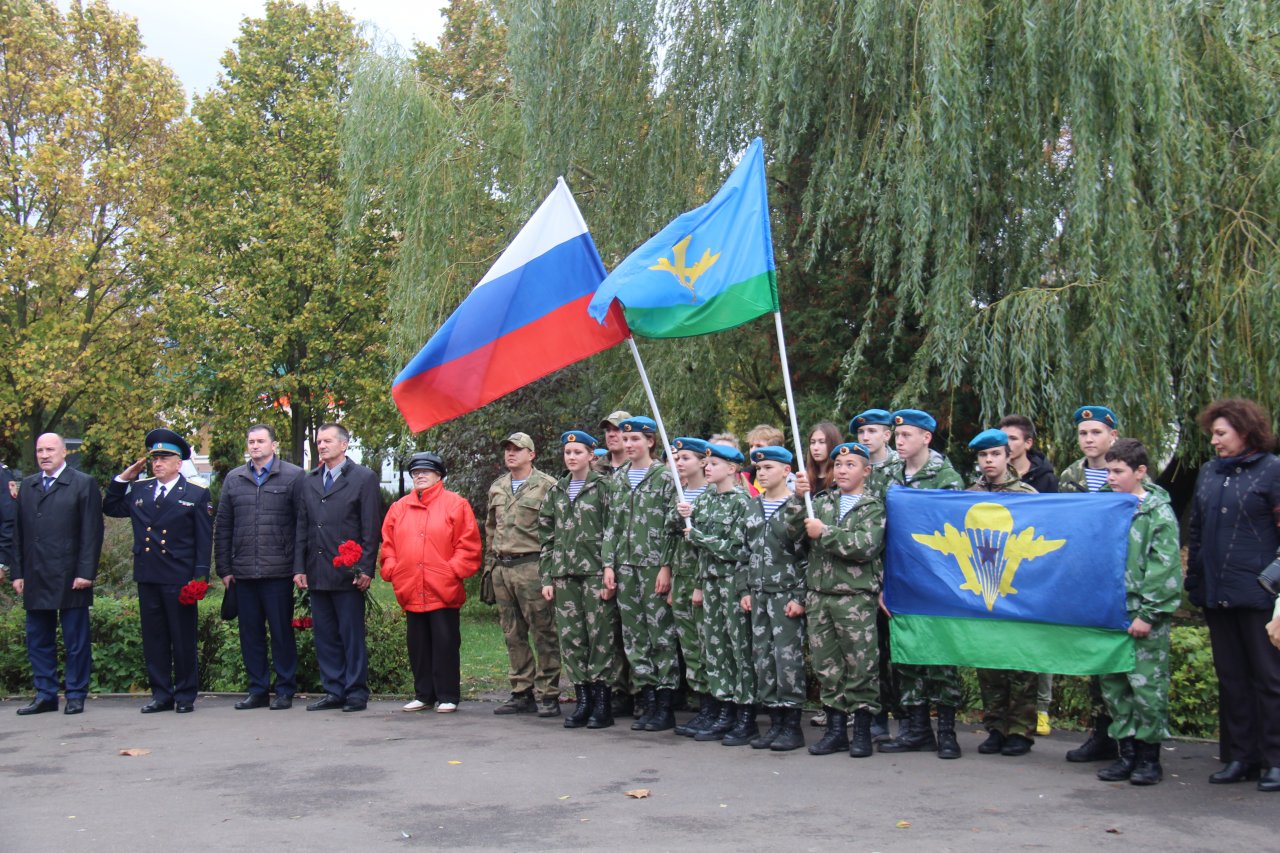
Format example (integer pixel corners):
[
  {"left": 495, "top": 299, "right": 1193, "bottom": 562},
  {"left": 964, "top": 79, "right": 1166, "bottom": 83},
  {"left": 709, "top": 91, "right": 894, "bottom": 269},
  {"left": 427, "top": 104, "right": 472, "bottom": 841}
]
[{"left": 104, "top": 475, "right": 212, "bottom": 704}]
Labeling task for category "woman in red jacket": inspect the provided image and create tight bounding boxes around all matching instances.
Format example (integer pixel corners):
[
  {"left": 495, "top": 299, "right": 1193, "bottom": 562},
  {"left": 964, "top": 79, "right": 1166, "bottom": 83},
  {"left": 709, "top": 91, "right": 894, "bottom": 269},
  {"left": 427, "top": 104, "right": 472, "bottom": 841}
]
[{"left": 380, "top": 452, "right": 482, "bottom": 713}]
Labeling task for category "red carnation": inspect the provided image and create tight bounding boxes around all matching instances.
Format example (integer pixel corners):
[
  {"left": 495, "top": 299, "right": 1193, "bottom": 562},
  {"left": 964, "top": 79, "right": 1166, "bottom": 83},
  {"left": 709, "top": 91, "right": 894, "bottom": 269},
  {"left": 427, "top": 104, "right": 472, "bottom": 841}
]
[
  {"left": 332, "top": 539, "right": 363, "bottom": 569},
  {"left": 291, "top": 616, "right": 313, "bottom": 630},
  {"left": 179, "top": 579, "right": 210, "bottom": 606}
]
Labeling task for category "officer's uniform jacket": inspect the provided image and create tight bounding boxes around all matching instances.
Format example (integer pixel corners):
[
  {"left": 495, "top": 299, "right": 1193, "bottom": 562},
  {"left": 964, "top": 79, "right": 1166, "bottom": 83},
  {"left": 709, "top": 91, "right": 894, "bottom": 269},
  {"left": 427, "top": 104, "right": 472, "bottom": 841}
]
[{"left": 104, "top": 475, "right": 212, "bottom": 584}]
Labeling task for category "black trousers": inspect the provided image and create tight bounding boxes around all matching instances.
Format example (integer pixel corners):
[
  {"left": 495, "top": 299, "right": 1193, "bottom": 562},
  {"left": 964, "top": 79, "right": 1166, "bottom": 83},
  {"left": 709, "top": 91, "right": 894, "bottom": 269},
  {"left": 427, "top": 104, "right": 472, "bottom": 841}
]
[
  {"left": 137, "top": 582, "right": 199, "bottom": 704},
  {"left": 1204, "top": 607, "right": 1280, "bottom": 767},
  {"left": 310, "top": 589, "right": 369, "bottom": 703},
  {"left": 406, "top": 609, "right": 462, "bottom": 705},
  {"left": 235, "top": 577, "right": 298, "bottom": 698}
]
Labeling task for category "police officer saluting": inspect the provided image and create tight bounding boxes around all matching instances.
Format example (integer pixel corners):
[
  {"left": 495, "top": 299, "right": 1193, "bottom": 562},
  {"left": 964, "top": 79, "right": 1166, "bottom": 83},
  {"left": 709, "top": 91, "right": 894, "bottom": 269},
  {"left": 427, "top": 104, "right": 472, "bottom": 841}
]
[{"left": 104, "top": 429, "right": 213, "bottom": 713}]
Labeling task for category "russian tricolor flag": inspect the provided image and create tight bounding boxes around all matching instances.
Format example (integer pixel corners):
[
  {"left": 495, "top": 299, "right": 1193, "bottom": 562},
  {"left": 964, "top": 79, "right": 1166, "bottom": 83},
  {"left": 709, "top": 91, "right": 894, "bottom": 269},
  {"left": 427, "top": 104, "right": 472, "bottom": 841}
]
[{"left": 392, "top": 178, "right": 629, "bottom": 432}]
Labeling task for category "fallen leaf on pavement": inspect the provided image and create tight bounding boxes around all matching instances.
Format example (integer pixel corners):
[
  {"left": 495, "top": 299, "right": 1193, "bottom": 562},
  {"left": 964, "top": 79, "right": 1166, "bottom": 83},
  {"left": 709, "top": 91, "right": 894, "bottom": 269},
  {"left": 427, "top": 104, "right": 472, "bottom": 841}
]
[
  {"left": 558, "top": 795, "right": 571, "bottom": 800},
  {"left": 119, "top": 748, "right": 151, "bottom": 757},
  {"left": 896, "top": 820, "right": 911, "bottom": 829},
  {"left": 1106, "top": 828, "right": 1121, "bottom": 835},
  {"left": 447, "top": 760, "right": 462, "bottom": 765},
  {"left": 624, "top": 788, "right": 650, "bottom": 798}
]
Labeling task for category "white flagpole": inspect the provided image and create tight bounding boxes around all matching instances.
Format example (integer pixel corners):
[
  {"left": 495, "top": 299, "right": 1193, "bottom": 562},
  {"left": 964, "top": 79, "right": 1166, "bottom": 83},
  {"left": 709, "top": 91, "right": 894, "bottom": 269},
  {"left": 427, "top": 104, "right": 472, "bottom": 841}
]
[
  {"left": 626, "top": 336, "right": 691, "bottom": 526},
  {"left": 773, "top": 311, "right": 815, "bottom": 518}
]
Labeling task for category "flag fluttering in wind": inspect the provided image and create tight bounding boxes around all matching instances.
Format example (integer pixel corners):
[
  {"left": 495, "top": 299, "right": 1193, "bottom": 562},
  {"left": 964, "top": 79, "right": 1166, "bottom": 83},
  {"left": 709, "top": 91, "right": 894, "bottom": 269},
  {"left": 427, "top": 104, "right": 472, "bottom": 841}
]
[{"left": 393, "top": 178, "right": 629, "bottom": 432}]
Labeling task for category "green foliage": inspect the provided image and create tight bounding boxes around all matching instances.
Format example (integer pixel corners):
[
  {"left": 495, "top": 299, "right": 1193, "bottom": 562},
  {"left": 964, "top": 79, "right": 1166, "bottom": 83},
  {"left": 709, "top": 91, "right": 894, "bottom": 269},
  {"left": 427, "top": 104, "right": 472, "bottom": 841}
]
[{"left": 1166, "top": 624, "right": 1220, "bottom": 738}]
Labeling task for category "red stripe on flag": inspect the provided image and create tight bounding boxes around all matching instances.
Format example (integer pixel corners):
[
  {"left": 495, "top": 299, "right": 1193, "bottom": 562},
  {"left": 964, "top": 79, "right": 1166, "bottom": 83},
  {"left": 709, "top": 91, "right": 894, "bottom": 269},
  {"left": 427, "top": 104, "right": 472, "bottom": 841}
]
[{"left": 393, "top": 295, "right": 628, "bottom": 432}]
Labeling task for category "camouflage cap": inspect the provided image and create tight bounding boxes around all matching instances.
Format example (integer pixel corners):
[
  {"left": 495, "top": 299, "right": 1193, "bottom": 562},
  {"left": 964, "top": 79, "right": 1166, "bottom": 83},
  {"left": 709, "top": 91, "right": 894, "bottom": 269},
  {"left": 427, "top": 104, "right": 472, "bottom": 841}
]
[
  {"left": 600, "top": 410, "right": 632, "bottom": 429},
  {"left": 501, "top": 432, "right": 535, "bottom": 452}
]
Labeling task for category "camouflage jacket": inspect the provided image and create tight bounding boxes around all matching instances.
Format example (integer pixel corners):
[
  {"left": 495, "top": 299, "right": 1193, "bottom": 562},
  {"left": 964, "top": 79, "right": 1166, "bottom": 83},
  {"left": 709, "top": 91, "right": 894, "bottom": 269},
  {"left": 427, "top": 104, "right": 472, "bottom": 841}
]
[
  {"left": 602, "top": 461, "right": 677, "bottom": 568},
  {"left": 485, "top": 468, "right": 558, "bottom": 569},
  {"left": 784, "top": 491, "right": 885, "bottom": 595},
  {"left": 741, "top": 494, "right": 808, "bottom": 597},
  {"left": 538, "top": 470, "right": 609, "bottom": 584},
  {"left": 876, "top": 450, "right": 965, "bottom": 497},
  {"left": 685, "top": 485, "right": 753, "bottom": 582},
  {"left": 1118, "top": 484, "right": 1183, "bottom": 624},
  {"left": 967, "top": 467, "right": 1037, "bottom": 494},
  {"left": 665, "top": 485, "right": 708, "bottom": 580},
  {"left": 1058, "top": 457, "right": 1103, "bottom": 493}
]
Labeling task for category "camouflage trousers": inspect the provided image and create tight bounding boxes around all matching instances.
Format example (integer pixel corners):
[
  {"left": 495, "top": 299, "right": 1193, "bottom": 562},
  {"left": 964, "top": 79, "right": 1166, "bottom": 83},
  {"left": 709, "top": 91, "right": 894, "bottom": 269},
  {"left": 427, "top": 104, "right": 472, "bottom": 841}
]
[
  {"left": 750, "top": 591, "right": 806, "bottom": 708},
  {"left": 978, "top": 668, "right": 1038, "bottom": 736},
  {"left": 670, "top": 571, "right": 707, "bottom": 694},
  {"left": 614, "top": 563, "right": 679, "bottom": 690},
  {"left": 700, "top": 574, "right": 754, "bottom": 704},
  {"left": 897, "top": 663, "right": 962, "bottom": 709},
  {"left": 1100, "top": 618, "right": 1171, "bottom": 742},
  {"left": 552, "top": 575, "right": 623, "bottom": 686},
  {"left": 492, "top": 560, "right": 561, "bottom": 700},
  {"left": 806, "top": 590, "right": 880, "bottom": 714}
]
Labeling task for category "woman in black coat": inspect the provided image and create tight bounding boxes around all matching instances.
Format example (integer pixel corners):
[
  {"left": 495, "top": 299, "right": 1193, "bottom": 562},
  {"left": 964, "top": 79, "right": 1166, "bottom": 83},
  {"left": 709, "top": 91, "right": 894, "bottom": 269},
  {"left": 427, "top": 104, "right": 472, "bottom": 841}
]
[{"left": 1185, "top": 398, "right": 1280, "bottom": 792}]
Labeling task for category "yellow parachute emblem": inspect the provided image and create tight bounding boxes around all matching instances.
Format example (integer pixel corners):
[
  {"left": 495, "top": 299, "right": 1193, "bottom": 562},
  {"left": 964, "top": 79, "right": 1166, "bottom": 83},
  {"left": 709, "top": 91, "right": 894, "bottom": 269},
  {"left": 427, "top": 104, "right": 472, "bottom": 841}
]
[{"left": 649, "top": 234, "right": 720, "bottom": 299}]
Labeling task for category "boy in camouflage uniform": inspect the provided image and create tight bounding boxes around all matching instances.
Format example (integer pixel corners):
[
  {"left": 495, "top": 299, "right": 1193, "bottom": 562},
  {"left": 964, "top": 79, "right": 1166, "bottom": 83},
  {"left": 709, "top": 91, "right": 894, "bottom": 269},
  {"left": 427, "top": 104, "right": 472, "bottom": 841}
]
[
  {"left": 602, "top": 417, "right": 680, "bottom": 731},
  {"left": 539, "top": 431, "right": 622, "bottom": 730},
  {"left": 667, "top": 437, "right": 714, "bottom": 736},
  {"left": 680, "top": 443, "right": 758, "bottom": 745},
  {"left": 740, "top": 446, "right": 808, "bottom": 751},
  {"left": 1059, "top": 405, "right": 1125, "bottom": 764},
  {"left": 965, "top": 429, "right": 1041, "bottom": 757},
  {"left": 1095, "top": 439, "right": 1181, "bottom": 786},
  {"left": 787, "top": 442, "right": 886, "bottom": 757},
  {"left": 877, "top": 409, "right": 968, "bottom": 759}
]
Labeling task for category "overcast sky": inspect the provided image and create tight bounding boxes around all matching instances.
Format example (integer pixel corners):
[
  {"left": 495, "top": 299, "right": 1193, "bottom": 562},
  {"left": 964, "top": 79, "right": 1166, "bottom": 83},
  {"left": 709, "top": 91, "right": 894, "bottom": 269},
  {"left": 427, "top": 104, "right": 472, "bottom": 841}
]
[{"left": 65, "top": 1, "right": 447, "bottom": 98}]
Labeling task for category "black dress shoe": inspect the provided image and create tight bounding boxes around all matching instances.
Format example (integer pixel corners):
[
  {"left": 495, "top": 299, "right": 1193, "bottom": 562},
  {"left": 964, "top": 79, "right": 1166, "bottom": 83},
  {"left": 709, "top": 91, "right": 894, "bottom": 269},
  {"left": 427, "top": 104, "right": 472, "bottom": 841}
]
[
  {"left": 306, "top": 694, "right": 345, "bottom": 711},
  {"left": 1258, "top": 767, "right": 1280, "bottom": 792},
  {"left": 140, "top": 699, "right": 175, "bottom": 714},
  {"left": 270, "top": 695, "right": 293, "bottom": 710},
  {"left": 1209, "top": 760, "right": 1262, "bottom": 784},
  {"left": 64, "top": 698, "right": 85, "bottom": 715},
  {"left": 16, "top": 697, "right": 58, "bottom": 715},
  {"left": 342, "top": 700, "right": 367, "bottom": 712},
  {"left": 175, "top": 702, "right": 195, "bottom": 713},
  {"left": 235, "top": 694, "right": 270, "bottom": 710}
]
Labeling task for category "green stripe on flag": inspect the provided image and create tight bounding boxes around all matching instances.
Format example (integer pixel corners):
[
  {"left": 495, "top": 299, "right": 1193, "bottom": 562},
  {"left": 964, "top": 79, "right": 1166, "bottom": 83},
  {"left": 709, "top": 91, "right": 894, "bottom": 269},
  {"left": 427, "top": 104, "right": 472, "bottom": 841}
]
[
  {"left": 889, "top": 613, "right": 1135, "bottom": 674},
  {"left": 623, "top": 271, "right": 778, "bottom": 339}
]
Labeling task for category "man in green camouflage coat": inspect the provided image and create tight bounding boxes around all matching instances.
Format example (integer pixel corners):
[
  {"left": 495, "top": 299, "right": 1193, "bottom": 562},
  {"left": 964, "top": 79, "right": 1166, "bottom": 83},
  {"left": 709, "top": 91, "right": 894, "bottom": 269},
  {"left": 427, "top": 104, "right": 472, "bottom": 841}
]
[
  {"left": 966, "top": 429, "right": 1041, "bottom": 757},
  {"left": 787, "top": 442, "right": 887, "bottom": 757},
  {"left": 740, "top": 446, "right": 809, "bottom": 751},
  {"left": 539, "top": 431, "right": 622, "bottom": 729},
  {"left": 1095, "top": 439, "right": 1182, "bottom": 786},
  {"left": 682, "top": 443, "right": 758, "bottom": 746},
  {"left": 602, "top": 417, "right": 680, "bottom": 731},
  {"left": 486, "top": 432, "right": 561, "bottom": 717},
  {"left": 877, "top": 409, "right": 968, "bottom": 759}
]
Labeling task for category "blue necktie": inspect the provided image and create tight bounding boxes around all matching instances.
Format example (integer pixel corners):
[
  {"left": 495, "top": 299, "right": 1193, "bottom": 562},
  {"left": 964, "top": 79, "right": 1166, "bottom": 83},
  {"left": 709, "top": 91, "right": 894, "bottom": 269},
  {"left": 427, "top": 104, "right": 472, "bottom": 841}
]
[
  {"left": 323, "top": 471, "right": 334, "bottom": 493},
  {"left": 42, "top": 475, "right": 54, "bottom": 492}
]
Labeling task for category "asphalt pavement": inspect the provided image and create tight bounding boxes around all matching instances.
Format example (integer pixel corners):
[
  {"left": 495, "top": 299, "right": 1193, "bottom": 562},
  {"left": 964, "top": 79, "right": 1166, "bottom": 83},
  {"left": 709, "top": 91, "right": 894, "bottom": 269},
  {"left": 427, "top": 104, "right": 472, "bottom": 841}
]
[{"left": 0, "top": 694, "right": 1274, "bottom": 851}]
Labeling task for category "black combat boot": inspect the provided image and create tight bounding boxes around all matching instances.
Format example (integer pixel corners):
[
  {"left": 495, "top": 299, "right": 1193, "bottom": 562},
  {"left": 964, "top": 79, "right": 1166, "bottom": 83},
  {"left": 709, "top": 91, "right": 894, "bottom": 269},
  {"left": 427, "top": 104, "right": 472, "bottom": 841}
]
[
  {"left": 1128, "top": 740, "right": 1163, "bottom": 786},
  {"left": 694, "top": 701, "right": 736, "bottom": 741},
  {"left": 611, "top": 689, "right": 635, "bottom": 718},
  {"left": 631, "top": 686, "right": 657, "bottom": 731},
  {"left": 751, "top": 707, "right": 785, "bottom": 749},
  {"left": 676, "top": 694, "right": 714, "bottom": 737},
  {"left": 870, "top": 710, "right": 891, "bottom": 743},
  {"left": 849, "top": 709, "right": 874, "bottom": 758},
  {"left": 808, "top": 708, "right": 849, "bottom": 755},
  {"left": 878, "top": 703, "right": 936, "bottom": 753},
  {"left": 935, "top": 705, "right": 961, "bottom": 759},
  {"left": 1096, "top": 737, "right": 1136, "bottom": 781},
  {"left": 644, "top": 688, "right": 676, "bottom": 731},
  {"left": 1066, "top": 715, "right": 1119, "bottom": 762},
  {"left": 586, "top": 683, "right": 614, "bottom": 729},
  {"left": 564, "top": 684, "right": 591, "bottom": 729},
  {"left": 721, "top": 704, "right": 760, "bottom": 746},
  {"left": 770, "top": 708, "right": 806, "bottom": 752},
  {"left": 978, "top": 729, "right": 1006, "bottom": 754}
]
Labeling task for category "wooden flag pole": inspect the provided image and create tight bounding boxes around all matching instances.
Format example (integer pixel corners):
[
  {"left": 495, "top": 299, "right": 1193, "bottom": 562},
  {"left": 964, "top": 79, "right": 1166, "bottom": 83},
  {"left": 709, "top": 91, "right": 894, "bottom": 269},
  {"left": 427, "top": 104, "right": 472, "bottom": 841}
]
[
  {"left": 773, "top": 311, "right": 815, "bottom": 518},
  {"left": 626, "top": 336, "right": 691, "bottom": 527}
]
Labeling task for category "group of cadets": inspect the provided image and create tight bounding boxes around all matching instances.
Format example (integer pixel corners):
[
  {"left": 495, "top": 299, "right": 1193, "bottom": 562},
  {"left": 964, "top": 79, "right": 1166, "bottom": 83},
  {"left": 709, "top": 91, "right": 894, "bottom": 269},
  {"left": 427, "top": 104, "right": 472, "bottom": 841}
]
[{"left": 522, "top": 403, "right": 1180, "bottom": 786}]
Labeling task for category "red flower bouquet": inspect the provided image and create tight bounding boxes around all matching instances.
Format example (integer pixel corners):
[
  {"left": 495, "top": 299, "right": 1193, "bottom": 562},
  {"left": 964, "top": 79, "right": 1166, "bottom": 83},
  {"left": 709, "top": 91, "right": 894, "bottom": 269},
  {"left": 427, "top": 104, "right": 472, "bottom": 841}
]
[
  {"left": 333, "top": 540, "right": 363, "bottom": 571},
  {"left": 178, "top": 579, "right": 210, "bottom": 606},
  {"left": 291, "top": 616, "right": 314, "bottom": 630}
]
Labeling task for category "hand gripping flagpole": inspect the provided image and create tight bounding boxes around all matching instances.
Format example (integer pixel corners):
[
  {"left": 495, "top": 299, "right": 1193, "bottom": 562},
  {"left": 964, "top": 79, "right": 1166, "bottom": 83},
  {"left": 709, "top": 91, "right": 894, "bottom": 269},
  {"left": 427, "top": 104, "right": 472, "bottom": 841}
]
[
  {"left": 626, "top": 336, "right": 691, "bottom": 528},
  {"left": 774, "top": 311, "right": 815, "bottom": 519}
]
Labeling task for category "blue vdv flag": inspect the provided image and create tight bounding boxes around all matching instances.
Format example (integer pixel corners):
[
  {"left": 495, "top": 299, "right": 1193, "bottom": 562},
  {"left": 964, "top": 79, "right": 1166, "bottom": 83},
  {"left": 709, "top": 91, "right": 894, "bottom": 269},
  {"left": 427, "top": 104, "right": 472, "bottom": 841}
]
[{"left": 883, "top": 489, "right": 1137, "bottom": 674}]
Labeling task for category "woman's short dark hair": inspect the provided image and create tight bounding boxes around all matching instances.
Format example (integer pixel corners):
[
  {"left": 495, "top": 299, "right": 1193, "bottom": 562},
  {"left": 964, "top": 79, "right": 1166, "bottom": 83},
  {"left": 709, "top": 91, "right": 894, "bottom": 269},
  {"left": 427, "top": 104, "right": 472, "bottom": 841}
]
[{"left": 1197, "top": 399, "right": 1277, "bottom": 454}]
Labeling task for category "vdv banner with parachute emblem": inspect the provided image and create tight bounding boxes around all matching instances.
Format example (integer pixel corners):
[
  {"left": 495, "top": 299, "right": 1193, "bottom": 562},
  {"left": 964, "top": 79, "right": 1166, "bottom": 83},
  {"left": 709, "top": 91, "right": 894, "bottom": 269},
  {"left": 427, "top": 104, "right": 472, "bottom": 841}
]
[{"left": 883, "top": 489, "right": 1137, "bottom": 674}]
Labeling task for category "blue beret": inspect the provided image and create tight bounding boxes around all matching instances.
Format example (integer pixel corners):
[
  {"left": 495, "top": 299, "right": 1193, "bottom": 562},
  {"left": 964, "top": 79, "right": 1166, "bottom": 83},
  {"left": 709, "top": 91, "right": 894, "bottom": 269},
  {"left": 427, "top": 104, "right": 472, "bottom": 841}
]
[
  {"left": 832, "top": 442, "right": 871, "bottom": 460},
  {"left": 672, "top": 436, "right": 709, "bottom": 456},
  {"left": 969, "top": 428, "right": 1010, "bottom": 451},
  {"left": 145, "top": 428, "right": 191, "bottom": 460},
  {"left": 560, "top": 430, "right": 599, "bottom": 449},
  {"left": 850, "top": 409, "right": 893, "bottom": 430},
  {"left": 593, "top": 448, "right": 608, "bottom": 457},
  {"left": 891, "top": 409, "right": 937, "bottom": 432},
  {"left": 619, "top": 416, "right": 657, "bottom": 435},
  {"left": 750, "top": 445, "right": 794, "bottom": 465},
  {"left": 704, "top": 443, "right": 745, "bottom": 464},
  {"left": 1073, "top": 405, "right": 1118, "bottom": 429}
]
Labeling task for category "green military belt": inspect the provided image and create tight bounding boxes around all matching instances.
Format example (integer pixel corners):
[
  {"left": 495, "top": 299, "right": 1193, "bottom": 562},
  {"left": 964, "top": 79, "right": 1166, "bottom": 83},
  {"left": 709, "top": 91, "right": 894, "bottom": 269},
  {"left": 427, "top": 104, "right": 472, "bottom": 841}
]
[{"left": 494, "top": 551, "right": 539, "bottom": 566}]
